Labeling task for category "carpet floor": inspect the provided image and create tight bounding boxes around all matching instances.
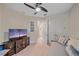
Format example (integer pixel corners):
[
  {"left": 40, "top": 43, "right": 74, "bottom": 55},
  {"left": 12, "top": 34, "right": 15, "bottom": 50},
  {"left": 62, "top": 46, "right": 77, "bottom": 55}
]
[{"left": 13, "top": 42, "right": 68, "bottom": 56}]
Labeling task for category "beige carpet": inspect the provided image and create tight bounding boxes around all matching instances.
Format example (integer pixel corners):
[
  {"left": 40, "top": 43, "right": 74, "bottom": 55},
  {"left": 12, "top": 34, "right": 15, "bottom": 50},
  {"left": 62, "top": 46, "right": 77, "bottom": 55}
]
[
  {"left": 14, "top": 42, "right": 68, "bottom": 56},
  {"left": 14, "top": 40, "right": 49, "bottom": 56},
  {"left": 48, "top": 42, "right": 68, "bottom": 56}
]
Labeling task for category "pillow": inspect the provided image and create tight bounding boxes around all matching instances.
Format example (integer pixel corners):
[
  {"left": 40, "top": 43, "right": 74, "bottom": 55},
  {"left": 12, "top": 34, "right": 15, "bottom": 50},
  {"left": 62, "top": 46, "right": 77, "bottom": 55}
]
[
  {"left": 67, "top": 37, "right": 79, "bottom": 52},
  {"left": 67, "top": 40, "right": 72, "bottom": 46},
  {"left": 64, "top": 38, "right": 70, "bottom": 45},
  {"left": 72, "top": 40, "right": 79, "bottom": 52},
  {"left": 58, "top": 36, "right": 66, "bottom": 45},
  {"left": 67, "top": 37, "right": 76, "bottom": 46}
]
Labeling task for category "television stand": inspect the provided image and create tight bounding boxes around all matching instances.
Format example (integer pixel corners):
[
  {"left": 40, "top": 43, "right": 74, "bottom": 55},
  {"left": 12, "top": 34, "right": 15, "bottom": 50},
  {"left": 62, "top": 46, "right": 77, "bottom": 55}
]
[{"left": 4, "top": 36, "right": 30, "bottom": 56}]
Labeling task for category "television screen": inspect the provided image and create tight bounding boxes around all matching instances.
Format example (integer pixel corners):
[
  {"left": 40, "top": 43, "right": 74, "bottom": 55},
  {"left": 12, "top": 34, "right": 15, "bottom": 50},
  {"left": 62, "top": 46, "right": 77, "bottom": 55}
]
[{"left": 9, "top": 29, "right": 27, "bottom": 38}]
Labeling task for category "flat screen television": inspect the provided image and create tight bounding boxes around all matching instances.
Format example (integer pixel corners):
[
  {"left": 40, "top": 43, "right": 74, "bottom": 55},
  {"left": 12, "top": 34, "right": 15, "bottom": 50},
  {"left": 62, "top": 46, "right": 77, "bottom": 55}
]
[{"left": 9, "top": 29, "right": 27, "bottom": 38}]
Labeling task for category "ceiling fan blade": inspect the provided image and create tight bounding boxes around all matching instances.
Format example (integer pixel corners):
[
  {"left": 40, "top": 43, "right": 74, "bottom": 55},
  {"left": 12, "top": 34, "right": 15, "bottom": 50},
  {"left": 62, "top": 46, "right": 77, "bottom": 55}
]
[
  {"left": 36, "top": 3, "right": 42, "bottom": 5},
  {"left": 24, "top": 3, "right": 35, "bottom": 10},
  {"left": 40, "top": 6, "right": 48, "bottom": 12},
  {"left": 36, "top": 3, "right": 42, "bottom": 6}
]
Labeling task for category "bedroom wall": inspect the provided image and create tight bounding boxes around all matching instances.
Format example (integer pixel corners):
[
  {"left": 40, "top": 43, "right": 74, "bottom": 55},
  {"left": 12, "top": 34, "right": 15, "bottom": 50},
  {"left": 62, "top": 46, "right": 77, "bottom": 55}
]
[
  {"left": 0, "top": 4, "right": 44, "bottom": 44},
  {"left": 69, "top": 4, "right": 79, "bottom": 39},
  {"left": 0, "top": 4, "right": 4, "bottom": 44},
  {"left": 1, "top": 3, "right": 76, "bottom": 44},
  {"left": 47, "top": 12, "right": 70, "bottom": 42}
]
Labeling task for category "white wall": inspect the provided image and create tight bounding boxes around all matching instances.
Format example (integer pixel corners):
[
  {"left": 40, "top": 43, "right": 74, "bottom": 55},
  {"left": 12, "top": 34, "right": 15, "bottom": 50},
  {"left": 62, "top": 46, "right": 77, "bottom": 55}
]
[
  {"left": 0, "top": 4, "right": 4, "bottom": 44},
  {"left": 1, "top": 3, "right": 79, "bottom": 45},
  {"left": 48, "top": 12, "right": 69, "bottom": 42},
  {"left": 69, "top": 4, "right": 79, "bottom": 39},
  {"left": 0, "top": 4, "right": 44, "bottom": 44}
]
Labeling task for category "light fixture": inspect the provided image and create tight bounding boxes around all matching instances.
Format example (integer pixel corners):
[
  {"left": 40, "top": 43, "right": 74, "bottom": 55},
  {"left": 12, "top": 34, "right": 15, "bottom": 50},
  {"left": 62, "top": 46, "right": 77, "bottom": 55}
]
[{"left": 35, "top": 7, "right": 41, "bottom": 12}]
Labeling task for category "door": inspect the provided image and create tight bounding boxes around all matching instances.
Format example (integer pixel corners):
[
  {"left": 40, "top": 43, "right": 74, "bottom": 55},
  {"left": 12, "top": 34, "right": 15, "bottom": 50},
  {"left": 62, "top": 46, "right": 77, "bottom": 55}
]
[{"left": 37, "top": 20, "right": 48, "bottom": 44}]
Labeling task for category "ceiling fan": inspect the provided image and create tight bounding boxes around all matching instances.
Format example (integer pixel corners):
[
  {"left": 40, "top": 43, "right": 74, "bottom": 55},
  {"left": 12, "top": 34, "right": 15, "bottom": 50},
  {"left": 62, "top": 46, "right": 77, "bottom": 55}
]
[{"left": 24, "top": 3, "right": 48, "bottom": 15}]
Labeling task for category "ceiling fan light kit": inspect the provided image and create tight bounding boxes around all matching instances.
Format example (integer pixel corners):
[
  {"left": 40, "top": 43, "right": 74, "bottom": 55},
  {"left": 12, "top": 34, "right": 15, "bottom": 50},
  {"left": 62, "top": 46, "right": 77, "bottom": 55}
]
[{"left": 35, "top": 7, "right": 41, "bottom": 12}]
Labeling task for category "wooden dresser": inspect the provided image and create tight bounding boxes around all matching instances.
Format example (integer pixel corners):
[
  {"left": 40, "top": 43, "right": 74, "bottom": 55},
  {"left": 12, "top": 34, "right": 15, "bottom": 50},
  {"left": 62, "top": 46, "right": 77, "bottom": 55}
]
[{"left": 4, "top": 36, "right": 30, "bottom": 56}]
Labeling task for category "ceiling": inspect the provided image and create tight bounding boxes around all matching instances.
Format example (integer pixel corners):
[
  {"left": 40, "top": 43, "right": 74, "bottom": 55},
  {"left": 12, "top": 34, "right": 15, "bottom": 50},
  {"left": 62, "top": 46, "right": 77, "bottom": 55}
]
[{"left": 4, "top": 3, "right": 74, "bottom": 17}]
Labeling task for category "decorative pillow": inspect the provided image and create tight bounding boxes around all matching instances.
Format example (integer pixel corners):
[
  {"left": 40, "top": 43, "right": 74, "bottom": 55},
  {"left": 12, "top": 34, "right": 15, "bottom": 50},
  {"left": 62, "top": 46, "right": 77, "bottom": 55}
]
[
  {"left": 58, "top": 36, "right": 70, "bottom": 45},
  {"left": 58, "top": 36, "right": 66, "bottom": 45},
  {"left": 64, "top": 38, "right": 70, "bottom": 45},
  {"left": 67, "top": 37, "right": 76, "bottom": 46}
]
